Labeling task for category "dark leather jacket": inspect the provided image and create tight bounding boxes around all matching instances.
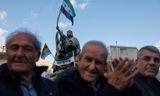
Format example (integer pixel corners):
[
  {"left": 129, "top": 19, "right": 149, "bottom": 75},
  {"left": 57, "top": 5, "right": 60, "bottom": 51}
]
[
  {"left": 0, "top": 64, "right": 57, "bottom": 96},
  {"left": 134, "top": 73, "right": 160, "bottom": 96},
  {"left": 57, "top": 70, "right": 141, "bottom": 96}
]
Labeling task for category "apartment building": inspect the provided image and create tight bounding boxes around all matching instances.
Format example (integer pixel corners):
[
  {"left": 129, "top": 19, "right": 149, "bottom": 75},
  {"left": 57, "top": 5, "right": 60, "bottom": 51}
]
[{"left": 108, "top": 45, "right": 138, "bottom": 62}]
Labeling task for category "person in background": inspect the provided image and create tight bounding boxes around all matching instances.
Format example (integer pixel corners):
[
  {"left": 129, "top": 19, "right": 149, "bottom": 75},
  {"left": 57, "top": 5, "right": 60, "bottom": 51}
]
[
  {"left": 57, "top": 40, "right": 141, "bottom": 96},
  {"left": 0, "top": 28, "right": 56, "bottom": 96},
  {"left": 134, "top": 45, "right": 160, "bottom": 96}
]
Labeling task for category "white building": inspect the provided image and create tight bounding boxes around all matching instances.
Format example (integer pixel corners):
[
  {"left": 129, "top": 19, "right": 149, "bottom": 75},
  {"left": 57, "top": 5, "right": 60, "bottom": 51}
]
[{"left": 108, "top": 45, "right": 138, "bottom": 62}]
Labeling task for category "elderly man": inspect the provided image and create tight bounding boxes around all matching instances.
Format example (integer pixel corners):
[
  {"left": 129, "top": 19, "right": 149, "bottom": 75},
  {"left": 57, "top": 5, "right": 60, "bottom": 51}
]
[
  {"left": 134, "top": 45, "right": 160, "bottom": 96},
  {"left": 57, "top": 40, "right": 141, "bottom": 96},
  {"left": 0, "top": 29, "right": 56, "bottom": 96}
]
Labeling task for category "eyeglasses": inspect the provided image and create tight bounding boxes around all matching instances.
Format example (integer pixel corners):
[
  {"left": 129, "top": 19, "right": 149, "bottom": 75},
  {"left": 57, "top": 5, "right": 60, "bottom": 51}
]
[{"left": 139, "top": 56, "right": 160, "bottom": 63}]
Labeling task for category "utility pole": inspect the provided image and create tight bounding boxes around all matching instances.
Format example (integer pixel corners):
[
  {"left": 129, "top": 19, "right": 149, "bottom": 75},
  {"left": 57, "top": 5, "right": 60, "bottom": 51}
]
[
  {"left": 2, "top": 46, "right": 5, "bottom": 52},
  {"left": 116, "top": 41, "right": 118, "bottom": 58}
]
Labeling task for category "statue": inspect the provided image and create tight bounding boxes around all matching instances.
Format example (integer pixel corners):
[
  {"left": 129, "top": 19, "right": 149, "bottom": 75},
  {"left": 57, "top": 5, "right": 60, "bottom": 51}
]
[
  {"left": 55, "top": 30, "right": 80, "bottom": 57},
  {"left": 66, "top": 30, "right": 80, "bottom": 55}
]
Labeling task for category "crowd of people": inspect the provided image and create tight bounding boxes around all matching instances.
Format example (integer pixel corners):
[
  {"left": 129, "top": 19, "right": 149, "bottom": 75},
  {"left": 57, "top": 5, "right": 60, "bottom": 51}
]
[{"left": 0, "top": 28, "right": 160, "bottom": 96}]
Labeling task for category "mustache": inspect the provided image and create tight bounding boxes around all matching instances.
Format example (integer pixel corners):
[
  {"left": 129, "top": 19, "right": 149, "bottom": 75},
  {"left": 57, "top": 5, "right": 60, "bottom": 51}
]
[
  {"left": 147, "top": 64, "right": 158, "bottom": 70},
  {"left": 12, "top": 57, "right": 27, "bottom": 63},
  {"left": 87, "top": 68, "right": 99, "bottom": 74},
  {"left": 13, "top": 60, "right": 26, "bottom": 63},
  {"left": 148, "top": 64, "right": 157, "bottom": 68}
]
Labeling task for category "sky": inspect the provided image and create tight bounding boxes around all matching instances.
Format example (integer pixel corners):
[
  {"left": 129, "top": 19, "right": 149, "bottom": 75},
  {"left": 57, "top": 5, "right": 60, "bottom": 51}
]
[{"left": 0, "top": 0, "right": 160, "bottom": 59}]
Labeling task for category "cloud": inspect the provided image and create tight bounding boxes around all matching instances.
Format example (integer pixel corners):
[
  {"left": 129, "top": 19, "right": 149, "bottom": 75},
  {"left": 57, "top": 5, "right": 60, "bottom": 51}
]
[
  {"left": 70, "top": 0, "right": 90, "bottom": 10},
  {"left": 0, "top": 28, "right": 7, "bottom": 47},
  {"left": 78, "top": 2, "right": 89, "bottom": 10},
  {"left": 22, "top": 18, "right": 29, "bottom": 25},
  {"left": 70, "top": 0, "right": 77, "bottom": 7},
  {"left": 0, "top": 11, "right": 8, "bottom": 26},
  {"left": 0, "top": 11, "right": 7, "bottom": 22},
  {"left": 58, "top": 22, "right": 71, "bottom": 28},
  {"left": 155, "top": 41, "right": 160, "bottom": 48},
  {"left": 30, "top": 10, "right": 38, "bottom": 18}
]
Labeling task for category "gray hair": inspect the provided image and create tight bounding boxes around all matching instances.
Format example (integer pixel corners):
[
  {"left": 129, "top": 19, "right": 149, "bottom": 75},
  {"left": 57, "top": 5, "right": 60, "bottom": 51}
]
[
  {"left": 5, "top": 28, "right": 42, "bottom": 53},
  {"left": 137, "top": 45, "right": 160, "bottom": 58},
  {"left": 81, "top": 40, "right": 108, "bottom": 60}
]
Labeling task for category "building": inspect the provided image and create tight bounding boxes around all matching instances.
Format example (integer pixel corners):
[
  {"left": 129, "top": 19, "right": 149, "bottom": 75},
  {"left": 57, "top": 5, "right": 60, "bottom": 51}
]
[{"left": 108, "top": 45, "right": 138, "bottom": 62}]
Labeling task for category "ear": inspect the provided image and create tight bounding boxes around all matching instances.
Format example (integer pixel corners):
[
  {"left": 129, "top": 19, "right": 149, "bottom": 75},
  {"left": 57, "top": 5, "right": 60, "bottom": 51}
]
[
  {"left": 36, "top": 52, "right": 41, "bottom": 61},
  {"left": 103, "top": 61, "right": 108, "bottom": 72},
  {"left": 135, "top": 59, "right": 138, "bottom": 64},
  {"left": 78, "top": 54, "right": 82, "bottom": 61}
]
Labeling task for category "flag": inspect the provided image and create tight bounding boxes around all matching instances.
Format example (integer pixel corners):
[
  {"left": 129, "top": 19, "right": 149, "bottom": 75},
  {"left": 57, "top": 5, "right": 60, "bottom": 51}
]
[
  {"left": 60, "top": 0, "right": 76, "bottom": 25},
  {"left": 41, "top": 43, "right": 52, "bottom": 59},
  {"left": 54, "top": 51, "right": 74, "bottom": 65}
]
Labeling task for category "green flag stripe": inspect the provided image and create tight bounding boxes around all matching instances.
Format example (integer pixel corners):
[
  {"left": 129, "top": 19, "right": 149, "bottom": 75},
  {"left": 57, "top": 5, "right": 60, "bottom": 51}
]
[
  {"left": 55, "top": 51, "right": 73, "bottom": 61},
  {"left": 64, "top": 0, "right": 76, "bottom": 17}
]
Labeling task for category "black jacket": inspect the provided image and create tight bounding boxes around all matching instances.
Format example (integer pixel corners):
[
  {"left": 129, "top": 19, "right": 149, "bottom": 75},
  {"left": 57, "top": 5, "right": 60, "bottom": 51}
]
[
  {"left": 0, "top": 64, "right": 57, "bottom": 96},
  {"left": 134, "top": 73, "right": 160, "bottom": 96},
  {"left": 57, "top": 70, "right": 141, "bottom": 96}
]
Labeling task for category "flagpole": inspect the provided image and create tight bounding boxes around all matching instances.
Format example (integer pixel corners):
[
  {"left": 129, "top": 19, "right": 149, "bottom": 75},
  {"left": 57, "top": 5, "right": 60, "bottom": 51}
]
[
  {"left": 56, "top": 10, "right": 61, "bottom": 32},
  {"left": 73, "top": 51, "right": 76, "bottom": 67},
  {"left": 50, "top": 52, "right": 55, "bottom": 59}
]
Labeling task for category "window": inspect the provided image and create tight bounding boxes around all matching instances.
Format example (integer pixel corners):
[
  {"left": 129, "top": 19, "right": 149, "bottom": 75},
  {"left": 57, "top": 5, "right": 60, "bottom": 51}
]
[{"left": 120, "top": 48, "right": 127, "bottom": 55}]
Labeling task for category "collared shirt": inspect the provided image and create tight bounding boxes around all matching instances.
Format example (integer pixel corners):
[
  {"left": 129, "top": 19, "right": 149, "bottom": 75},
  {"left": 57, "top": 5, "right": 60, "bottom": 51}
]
[{"left": 19, "top": 83, "right": 38, "bottom": 96}]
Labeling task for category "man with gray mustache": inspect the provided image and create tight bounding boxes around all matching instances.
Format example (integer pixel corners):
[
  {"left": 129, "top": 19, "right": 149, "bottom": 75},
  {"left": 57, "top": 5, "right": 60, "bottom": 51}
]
[
  {"left": 57, "top": 40, "right": 141, "bottom": 96},
  {"left": 134, "top": 45, "right": 160, "bottom": 96}
]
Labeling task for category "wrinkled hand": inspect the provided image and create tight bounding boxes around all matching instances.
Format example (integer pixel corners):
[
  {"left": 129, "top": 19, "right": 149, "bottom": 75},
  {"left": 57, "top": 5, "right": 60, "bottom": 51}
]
[{"left": 104, "top": 58, "right": 138, "bottom": 91}]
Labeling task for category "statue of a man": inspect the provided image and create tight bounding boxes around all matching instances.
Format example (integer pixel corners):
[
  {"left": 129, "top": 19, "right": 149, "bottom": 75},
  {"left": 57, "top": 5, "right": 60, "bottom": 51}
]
[{"left": 66, "top": 30, "right": 80, "bottom": 55}]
